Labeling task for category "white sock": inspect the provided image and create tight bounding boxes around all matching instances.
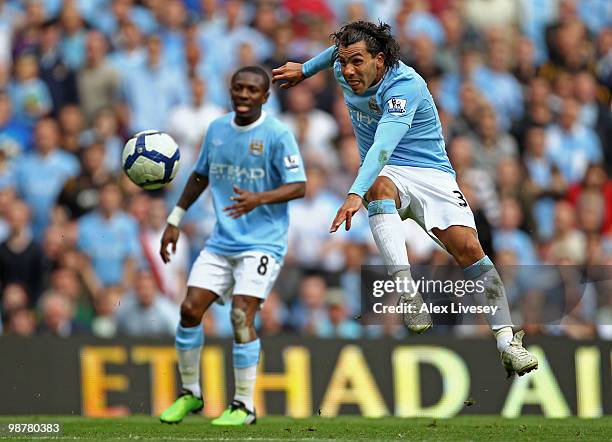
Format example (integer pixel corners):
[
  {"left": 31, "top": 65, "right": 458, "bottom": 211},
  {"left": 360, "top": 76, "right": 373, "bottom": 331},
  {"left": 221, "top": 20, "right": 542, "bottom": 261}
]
[
  {"left": 463, "top": 256, "right": 514, "bottom": 350},
  {"left": 178, "top": 347, "right": 202, "bottom": 397},
  {"left": 234, "top": 364, "right": 257, "bottom": 411},
  {"left": 368, "top": 212, "right": 409, "bottom": 274},
  {"left": 494, "top": 326, "right": 514, "bottom": 353}
]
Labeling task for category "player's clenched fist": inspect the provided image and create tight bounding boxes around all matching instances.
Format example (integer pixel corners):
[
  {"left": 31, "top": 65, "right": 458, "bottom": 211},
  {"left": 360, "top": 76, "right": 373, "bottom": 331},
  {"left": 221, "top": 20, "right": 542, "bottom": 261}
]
[
  {"left": 271, "top": 62, "right": 305, "bottom": 89},
  {"left": 160, "top": 224, "right": 180, "bottom": 263}
]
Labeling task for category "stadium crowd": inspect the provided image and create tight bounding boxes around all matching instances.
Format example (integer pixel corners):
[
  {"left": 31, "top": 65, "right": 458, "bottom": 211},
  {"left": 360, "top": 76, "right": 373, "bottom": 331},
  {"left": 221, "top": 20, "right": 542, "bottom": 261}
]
[{"left": 0, "top": 0, "right": 611, "bottom": 340}]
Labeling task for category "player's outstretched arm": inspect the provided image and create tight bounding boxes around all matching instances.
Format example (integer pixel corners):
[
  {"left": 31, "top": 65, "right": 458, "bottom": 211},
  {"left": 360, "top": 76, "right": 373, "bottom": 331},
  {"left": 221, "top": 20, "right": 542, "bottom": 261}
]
[
  {"left": 224, "top": 182, "right": 305, "bottom": 219},
  {"left": 348, "top": 122, "right": 409, "bottom": 198},
  {"left": 272, "top": 45, "right": 336, "bottom": 89},
  {"left": 330, "top": 121, "right": 410, "bottom": 233},
  {"left": 160, "top": 172, "right": 209, "bottom": 263}
]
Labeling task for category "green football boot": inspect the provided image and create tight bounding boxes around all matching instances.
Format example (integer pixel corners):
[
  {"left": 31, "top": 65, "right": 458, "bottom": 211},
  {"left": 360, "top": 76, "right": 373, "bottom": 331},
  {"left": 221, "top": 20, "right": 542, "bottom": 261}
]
[
  {"left": 159, "top": 389, "right": 204, "bottom": 424},
  {"left": 211, "top": 400, "right": 256, "bottom": 426}
]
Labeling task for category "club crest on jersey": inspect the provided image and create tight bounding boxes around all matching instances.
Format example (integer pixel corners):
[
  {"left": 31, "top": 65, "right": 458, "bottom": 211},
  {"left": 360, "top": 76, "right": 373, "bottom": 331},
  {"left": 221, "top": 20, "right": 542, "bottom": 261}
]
[
  {"left": 368, "top": 97, "right": 381, "bottom": 114},
  {"left": 249, "top": 140, "right": 264, "bottom": 156},
  {"left": 283, "top": 154, "right": 300, "bottom": 171},
  {"left": 386, "top": 97, "right": 407, "bottom": 115}
]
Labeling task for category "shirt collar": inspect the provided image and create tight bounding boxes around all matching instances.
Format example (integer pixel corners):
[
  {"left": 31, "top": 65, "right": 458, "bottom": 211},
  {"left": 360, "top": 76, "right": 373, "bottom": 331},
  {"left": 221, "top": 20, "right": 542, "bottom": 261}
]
[
  {"left": 368, "top": 75, "right": 384, "bottom": 91},
  {"left": 231, "top": 111, "right": 267, "bottom": 132}
]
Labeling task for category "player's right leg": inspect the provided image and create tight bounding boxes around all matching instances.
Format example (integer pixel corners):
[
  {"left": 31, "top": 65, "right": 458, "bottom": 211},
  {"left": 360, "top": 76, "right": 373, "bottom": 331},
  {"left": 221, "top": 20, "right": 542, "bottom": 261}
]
[
  {"left": 364, "top": 176, "right": 432, "bottom": 333},
  {"left": 160, "top": 286, "right": 218, "bottom": 424}
]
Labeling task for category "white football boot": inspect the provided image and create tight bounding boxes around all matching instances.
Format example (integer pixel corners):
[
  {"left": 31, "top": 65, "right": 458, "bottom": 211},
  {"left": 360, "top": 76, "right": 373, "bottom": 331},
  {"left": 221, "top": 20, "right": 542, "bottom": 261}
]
[
  {"left": 501, "top": 330, "right": 539, "bottom": 378},
  {"left": 398, "top": 290, "right": 432, "bottom": 334}
]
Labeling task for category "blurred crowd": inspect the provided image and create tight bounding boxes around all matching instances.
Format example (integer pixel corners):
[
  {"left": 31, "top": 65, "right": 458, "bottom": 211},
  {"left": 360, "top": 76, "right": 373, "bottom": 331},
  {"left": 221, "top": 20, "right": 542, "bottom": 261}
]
[{"left": 0, "top": 0, "right": 611, "bottom": 340}]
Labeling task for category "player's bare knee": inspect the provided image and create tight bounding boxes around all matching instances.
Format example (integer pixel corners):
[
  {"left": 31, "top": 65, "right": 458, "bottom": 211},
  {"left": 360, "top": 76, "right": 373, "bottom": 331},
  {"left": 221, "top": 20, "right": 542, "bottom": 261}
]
[
  {"left": 180, "top": 300, "right": 202, "bottom": 327},
  {"left": 367, "top": 178, "right": 399, "bottom": 206},
  {"left": 368, "top": 186, "right": 391, "bottom": 201},
  {"left": 458, "top": 238, "right": 484, "bottom": 266},
  {"left": 231, "top": 307, "right": 251, "bottom": 343}
]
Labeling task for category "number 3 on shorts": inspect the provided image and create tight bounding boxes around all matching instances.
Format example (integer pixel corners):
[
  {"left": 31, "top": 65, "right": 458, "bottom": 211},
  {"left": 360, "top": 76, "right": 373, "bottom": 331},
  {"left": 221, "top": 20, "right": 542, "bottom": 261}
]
[
  {"left": 257, "top": 255, "right": 269, "bottom": 275},
  {"left": 453, "top": 190, "right": 468, "bottom": 207}
]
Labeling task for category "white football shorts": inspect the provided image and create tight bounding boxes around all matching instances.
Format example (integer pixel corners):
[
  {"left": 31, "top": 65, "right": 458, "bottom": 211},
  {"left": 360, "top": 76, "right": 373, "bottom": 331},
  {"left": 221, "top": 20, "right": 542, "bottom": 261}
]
[
  {"left": 187, "top": 249, "right": 281, "bottom": 304},
  {"left": 377, "top": 165, "right": 476, "bottom": 241}
]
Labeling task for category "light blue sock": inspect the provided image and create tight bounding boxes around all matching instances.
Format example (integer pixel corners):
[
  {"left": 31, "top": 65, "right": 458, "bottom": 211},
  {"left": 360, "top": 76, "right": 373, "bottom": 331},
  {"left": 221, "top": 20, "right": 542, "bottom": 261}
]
[
  {"left": 233, "top": 339, "right": 261, "bottom": 411},
  {"left": 463, "top": 256, "right": 514, "bottom": 350},
  {"left": 367, "top": 199, "right": 397, "bottom": 217},
  {"left": 463, "top": 255, "right": 495, "bottom": 280},
  {"left": 176, "top": 324, "right": 204, "bottom": 397},
  {"left": 233, "top": 338, "right": 260, "bottom": 368},
  {"left": 368, "top": 199, "right": 409, "bottom": 275},
  {"left": 176, "top": 323, "right": 204, "bottom": 349}
]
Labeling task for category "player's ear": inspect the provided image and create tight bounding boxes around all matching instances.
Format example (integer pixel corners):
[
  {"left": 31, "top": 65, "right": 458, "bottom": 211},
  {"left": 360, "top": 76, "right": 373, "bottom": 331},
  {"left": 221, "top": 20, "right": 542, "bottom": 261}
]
[
  {"left": 375, "top": 52, "right": 385, "bottom": 69},
  {"left": 263, "top": 90, "right": 270, "bottom": 104}
]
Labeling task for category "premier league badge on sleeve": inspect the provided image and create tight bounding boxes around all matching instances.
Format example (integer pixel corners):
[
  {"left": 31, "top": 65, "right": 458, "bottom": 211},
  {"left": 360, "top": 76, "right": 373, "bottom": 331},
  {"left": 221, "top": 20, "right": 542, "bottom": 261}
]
[
  {"left": 386, "top": 97, "right": 407, "bottom": 115},
  {"left": 283, "top": 154, "right": 300, "bottom": 171}
]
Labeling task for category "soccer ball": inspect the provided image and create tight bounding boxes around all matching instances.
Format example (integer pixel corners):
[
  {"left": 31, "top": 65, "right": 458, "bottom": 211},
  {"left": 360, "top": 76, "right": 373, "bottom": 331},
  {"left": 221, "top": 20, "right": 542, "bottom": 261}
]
[{"left": 122, "top": 130, "right": 180, "bottom": 190}]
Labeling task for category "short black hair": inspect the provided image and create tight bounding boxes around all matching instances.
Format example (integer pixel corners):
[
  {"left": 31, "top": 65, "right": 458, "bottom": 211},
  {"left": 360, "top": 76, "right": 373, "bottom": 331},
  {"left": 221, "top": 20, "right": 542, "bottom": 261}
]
[
  {"left": 231, "top": 66, "right": 270, "bottom": 92},
  {"left": 331, "top": 21, "right": 400, "bottom": 69}
]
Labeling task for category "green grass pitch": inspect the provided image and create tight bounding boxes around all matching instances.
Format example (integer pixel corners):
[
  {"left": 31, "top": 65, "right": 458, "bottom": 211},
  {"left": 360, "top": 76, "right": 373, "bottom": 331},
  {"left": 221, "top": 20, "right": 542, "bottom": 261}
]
[{"left": 0, "top": 416, "right": 611, "bottom": 441}]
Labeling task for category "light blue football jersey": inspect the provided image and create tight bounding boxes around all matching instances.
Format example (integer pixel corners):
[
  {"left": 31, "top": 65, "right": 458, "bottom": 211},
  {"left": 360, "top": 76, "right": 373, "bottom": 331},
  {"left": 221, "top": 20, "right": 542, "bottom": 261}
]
[
  {"left": 194, "top": 111, "right": 306, "bottom": 261},
  {"left": 303, "top": 46, "right": 454, "bottom": 196}
]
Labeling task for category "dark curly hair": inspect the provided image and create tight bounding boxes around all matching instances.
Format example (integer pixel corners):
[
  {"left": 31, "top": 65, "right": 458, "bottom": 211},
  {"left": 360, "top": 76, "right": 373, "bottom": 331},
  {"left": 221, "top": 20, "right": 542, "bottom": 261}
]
[{"left": 331, "top": 21, "right": 400, "bottom": 69}]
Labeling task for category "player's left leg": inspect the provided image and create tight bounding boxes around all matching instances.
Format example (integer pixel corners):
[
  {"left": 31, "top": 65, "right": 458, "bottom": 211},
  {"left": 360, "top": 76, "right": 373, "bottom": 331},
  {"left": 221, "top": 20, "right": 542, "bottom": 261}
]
[
  {"left": 212, "top": 251, "right": 280, "bottom": 426},
  {"left": 365, "top": 176, "right": 432, "bottom": 333},
  {"left": 432, "top": 225, "right": 538, "bottom": 377},
  {"left": 211, "top": 295, "right": 260, "bottom": 426}
]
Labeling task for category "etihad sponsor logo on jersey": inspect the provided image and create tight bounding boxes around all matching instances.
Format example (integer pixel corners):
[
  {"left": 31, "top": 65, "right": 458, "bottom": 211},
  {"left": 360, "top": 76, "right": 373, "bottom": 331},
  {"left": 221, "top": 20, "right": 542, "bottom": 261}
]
[
  {"left": 386, "top": 97, "right": 407, "bottom": 115},
  {"left": 249, "top": 140, "right": 264, "bottom": 156},
  {"left": 347, "top": 107, "right": 378, "bottom": 126},
  {"left": 210, "top": 163, "right": 265, "bottom": 180}
]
